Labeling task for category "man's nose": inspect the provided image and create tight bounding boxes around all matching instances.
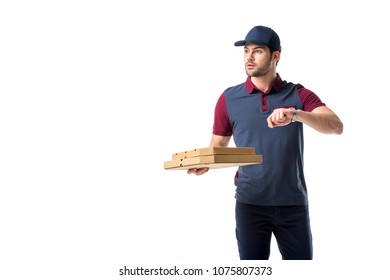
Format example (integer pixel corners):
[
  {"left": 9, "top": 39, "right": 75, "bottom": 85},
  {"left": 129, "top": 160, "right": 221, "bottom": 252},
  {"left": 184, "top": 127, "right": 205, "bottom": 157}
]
[
  {"left": 246, "top": 52, "right": 254, "bottom": 61},
  {"left": 247, "top": 55, "right": 254, "bottom": 62}
]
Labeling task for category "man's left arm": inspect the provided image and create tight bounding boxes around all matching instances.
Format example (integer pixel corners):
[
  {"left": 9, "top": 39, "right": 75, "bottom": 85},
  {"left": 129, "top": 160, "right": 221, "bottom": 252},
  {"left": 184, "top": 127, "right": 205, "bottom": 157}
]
[
  {"left": 267, "top": 106, "right": 343, "bottom": 135},
  {"left": 293, "top": 106, "right": 343, "bottom": 134}
]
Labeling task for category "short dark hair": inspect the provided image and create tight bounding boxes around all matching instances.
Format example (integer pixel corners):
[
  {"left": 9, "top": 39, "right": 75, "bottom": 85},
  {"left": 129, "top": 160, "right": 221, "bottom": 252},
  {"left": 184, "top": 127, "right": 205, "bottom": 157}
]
[{"left": 268, "top": 46, "right": 278, "bottom": 54}]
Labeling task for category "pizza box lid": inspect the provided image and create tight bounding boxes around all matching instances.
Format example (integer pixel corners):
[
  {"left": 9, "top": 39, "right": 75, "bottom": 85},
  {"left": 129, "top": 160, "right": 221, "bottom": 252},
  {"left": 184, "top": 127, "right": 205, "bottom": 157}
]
[
  {"left": 171, "top": 147, "right": 256, "bottom": 160},
  {"left": 164, "top": 153, "right": 262, "bottom": 170}
]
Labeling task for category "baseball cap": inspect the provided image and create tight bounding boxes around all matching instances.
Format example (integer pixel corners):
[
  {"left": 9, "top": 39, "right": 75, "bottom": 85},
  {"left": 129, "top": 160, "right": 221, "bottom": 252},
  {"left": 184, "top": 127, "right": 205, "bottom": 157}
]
[{"left": 234, "top": 25, "right": 281, "bottom": 52}]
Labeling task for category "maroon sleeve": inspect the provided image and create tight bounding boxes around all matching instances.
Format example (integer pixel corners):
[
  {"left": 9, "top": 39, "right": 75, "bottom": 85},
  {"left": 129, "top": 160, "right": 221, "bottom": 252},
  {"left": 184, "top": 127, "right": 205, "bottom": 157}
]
[
  {"left": 297, "top": 84, "right": 326, "bottom": 112},
  {"left": 212, "top": 93, "right": 233, "bottom": 136}
]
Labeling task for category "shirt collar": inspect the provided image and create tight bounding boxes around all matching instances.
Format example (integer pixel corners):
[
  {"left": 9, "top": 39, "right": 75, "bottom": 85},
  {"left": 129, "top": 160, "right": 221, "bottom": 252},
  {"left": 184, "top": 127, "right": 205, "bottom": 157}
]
[{"left": 245, "top": 73, "right": 283, "bottom": 95}]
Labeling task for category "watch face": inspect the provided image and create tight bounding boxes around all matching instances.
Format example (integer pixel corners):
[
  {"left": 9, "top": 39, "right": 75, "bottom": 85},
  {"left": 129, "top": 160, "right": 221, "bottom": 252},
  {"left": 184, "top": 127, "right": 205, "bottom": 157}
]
[{"left": 289, "top": 107, "right": 296, "bottom": 122}]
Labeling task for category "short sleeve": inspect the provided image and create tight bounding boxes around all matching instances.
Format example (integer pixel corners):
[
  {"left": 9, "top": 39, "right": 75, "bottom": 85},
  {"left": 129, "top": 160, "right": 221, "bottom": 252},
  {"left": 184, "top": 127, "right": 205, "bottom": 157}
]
[
  {"left": 212, "top": 93, "right": 233, "bottom": 136},
  {"left": 297, "top": 84, "right": 326, "bottom": 112}
]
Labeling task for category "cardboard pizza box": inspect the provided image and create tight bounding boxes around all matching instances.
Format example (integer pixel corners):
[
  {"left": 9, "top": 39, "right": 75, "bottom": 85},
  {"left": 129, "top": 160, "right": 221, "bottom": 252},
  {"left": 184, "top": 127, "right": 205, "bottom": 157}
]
[
  {"left": 164, "top": 147, "right": 262, "bottom": 170},
  {"left": 171, "top": 147, "right": 256, "bottom": 160}
]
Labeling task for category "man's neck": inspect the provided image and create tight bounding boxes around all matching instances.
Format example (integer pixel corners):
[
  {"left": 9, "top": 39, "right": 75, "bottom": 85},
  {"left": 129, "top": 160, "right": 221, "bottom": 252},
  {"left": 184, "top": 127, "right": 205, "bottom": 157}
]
[{"left": 250, "top": 72, "right": 277, "bottom": 93}]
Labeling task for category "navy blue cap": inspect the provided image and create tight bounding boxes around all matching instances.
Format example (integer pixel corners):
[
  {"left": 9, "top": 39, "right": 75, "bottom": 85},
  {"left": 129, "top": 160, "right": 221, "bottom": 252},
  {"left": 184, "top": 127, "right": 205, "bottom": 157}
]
[{"left": 234, "top": 26, "right": 281, "bottom": 52}]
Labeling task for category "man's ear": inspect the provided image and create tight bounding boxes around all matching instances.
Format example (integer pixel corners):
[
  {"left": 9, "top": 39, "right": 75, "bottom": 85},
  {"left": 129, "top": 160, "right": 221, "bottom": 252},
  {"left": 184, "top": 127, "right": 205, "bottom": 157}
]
[{"left": 272, "top": 51, "right": 281, "bottom": 63}]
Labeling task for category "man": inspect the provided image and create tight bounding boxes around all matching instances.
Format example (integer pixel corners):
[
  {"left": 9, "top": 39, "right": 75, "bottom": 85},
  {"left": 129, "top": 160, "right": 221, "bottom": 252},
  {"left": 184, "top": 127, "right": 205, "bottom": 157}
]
[{"left": 188, "top": 25, "right": 343, "bottom": 260}]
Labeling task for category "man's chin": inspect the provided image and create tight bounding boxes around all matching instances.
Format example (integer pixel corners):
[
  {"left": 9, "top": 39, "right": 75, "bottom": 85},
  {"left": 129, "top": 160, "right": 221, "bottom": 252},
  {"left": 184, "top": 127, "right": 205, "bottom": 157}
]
[{"left": 247, "top": 71, "right": 267, "bottom": 77}]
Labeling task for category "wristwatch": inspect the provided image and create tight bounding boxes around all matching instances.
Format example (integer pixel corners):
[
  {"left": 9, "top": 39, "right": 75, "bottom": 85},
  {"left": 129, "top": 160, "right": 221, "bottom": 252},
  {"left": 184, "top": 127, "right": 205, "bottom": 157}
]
[{"left": 289, "top": 108, "right": 297, "bottom": 122}]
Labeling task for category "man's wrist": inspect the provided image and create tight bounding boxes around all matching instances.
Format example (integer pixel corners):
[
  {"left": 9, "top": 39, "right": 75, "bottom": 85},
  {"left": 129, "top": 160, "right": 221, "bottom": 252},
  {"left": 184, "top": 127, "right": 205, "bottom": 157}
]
[{"left": 289, "top": 108, "right": 297, "bottom": 123}]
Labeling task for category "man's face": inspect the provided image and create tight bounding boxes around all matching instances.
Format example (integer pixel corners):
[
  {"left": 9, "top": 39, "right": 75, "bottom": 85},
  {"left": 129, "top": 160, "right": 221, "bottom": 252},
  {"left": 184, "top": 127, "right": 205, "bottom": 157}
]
[{"left": 244, "top": 43, "right": 274, "bottom": 77}]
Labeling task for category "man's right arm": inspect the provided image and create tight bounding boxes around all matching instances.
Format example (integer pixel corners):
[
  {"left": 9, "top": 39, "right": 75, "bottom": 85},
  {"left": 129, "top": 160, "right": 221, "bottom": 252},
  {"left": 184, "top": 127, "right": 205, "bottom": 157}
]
[
  {"left": 187, "top": 134, "right": 231, "bottom": 175},
  {"left": 209, "top": 134, "right": 231, "bottom": 148}
]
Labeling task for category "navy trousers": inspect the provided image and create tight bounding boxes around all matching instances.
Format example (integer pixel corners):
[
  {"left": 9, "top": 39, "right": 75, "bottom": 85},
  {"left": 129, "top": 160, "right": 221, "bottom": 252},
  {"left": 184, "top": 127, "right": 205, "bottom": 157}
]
[{"left": 235, "top": 200, "right": 313, "bottom": 260}]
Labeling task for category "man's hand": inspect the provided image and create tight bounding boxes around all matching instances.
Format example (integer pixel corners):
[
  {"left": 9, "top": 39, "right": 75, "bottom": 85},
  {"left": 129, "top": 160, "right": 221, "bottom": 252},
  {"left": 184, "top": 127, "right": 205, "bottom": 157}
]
[
  {"left": 267, "top": 108, "right": 292, "bottom": 128},
  {"left": 187, "top": 167, "right": 209, "bottom": 176}
]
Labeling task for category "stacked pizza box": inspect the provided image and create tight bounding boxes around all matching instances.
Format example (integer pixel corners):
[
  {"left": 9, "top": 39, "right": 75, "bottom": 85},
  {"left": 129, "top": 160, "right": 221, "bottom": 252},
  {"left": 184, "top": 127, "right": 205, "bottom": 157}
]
[{"left": 164, "top": 147, "right": 262, "bottom": 170}]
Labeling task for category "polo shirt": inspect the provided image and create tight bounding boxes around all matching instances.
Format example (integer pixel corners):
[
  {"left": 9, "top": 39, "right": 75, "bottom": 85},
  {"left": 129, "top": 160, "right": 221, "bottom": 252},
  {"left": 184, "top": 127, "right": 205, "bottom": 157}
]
[{"left": 213, "top": 74, "right": 325, "bottom": 206}]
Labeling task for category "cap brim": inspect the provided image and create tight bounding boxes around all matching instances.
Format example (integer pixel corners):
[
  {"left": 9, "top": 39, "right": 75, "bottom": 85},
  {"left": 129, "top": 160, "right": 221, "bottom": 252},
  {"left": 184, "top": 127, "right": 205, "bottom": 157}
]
[
  {"left": 234, "top": 40, "right": 246, "bottom": 46},
  {"left": 234, "top": 40, "right": 269, "bottom": 47}
]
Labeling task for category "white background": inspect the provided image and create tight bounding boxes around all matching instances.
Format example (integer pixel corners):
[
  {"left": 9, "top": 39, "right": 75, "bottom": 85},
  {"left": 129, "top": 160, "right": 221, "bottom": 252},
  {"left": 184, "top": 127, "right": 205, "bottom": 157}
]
[{"left": 1, "top": 0, "right": 389, "bottom": 279}]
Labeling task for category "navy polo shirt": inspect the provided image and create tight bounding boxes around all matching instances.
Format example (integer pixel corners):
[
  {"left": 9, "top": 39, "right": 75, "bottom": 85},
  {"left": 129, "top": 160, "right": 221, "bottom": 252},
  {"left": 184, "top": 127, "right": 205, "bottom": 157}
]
[{"left": 213, "top": 74, "right": 325, "bottom": 206}]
